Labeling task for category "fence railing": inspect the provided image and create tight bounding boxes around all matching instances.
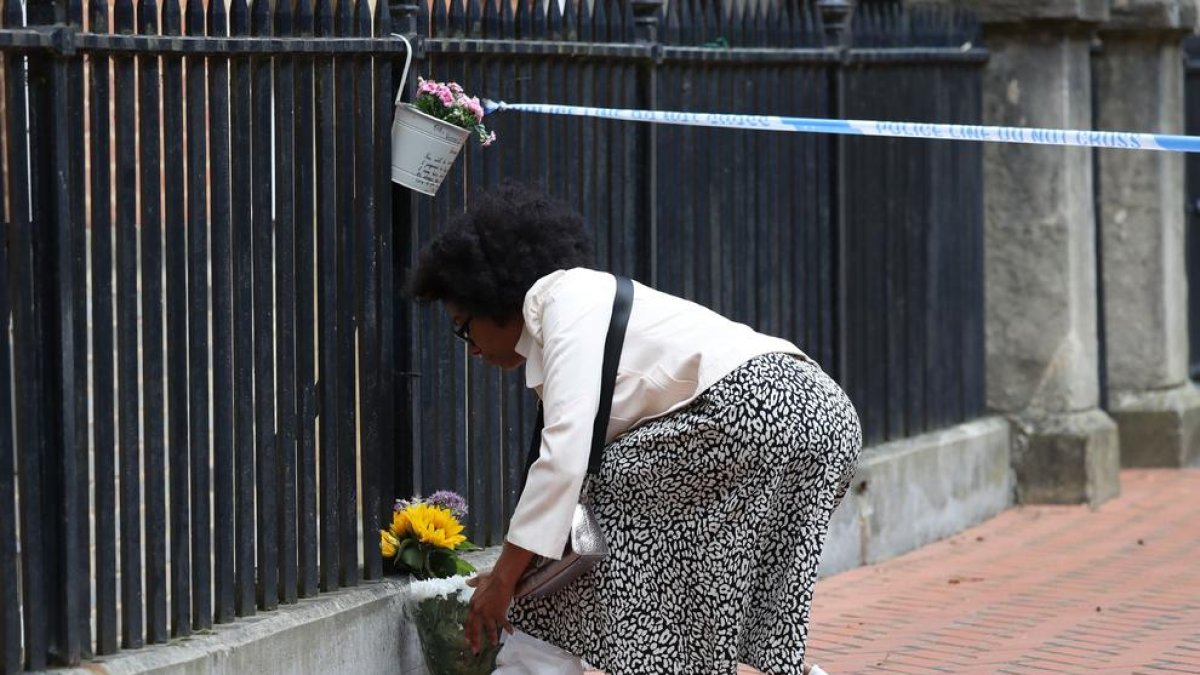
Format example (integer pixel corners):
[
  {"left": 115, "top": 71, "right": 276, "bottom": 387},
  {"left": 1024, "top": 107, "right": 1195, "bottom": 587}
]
[
  {"left": 1, "top": 0, "right": 405, "bottom": 667},
  {"left": 1, "top": 0, "right": 986, "bottom": 670},
  {"left": 396, "top": 0, "right": 987, "bottom": 547}
]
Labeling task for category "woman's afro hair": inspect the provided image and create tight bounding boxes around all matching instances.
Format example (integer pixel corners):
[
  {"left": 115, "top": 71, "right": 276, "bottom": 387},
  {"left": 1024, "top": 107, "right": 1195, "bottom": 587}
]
[{"left": 406, "top": 182, "right": 595, "bottom": 319}]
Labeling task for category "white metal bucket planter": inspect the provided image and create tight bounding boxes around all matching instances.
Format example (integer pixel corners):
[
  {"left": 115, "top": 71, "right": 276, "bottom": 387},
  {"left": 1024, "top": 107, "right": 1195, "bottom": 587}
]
[
  {"left": 389, "top": 35, "right": 470, "bottom": 196},
  {"left": 391, "top": 103, "right": 471, "bottom": 196}
]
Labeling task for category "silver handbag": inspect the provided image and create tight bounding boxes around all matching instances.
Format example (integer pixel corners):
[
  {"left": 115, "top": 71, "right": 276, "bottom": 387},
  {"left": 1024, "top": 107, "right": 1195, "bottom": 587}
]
[
  {"left": 514, "top": 502, "right": 609, "bottom": 600},
  {"left": 513, "top": 276, "right": 633, "bottom": 601}
]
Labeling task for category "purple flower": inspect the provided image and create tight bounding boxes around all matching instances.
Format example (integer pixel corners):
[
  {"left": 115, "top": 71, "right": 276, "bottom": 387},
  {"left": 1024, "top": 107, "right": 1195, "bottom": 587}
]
[{"left": 426, "top": 490, "right": 468, "bottom": 519}]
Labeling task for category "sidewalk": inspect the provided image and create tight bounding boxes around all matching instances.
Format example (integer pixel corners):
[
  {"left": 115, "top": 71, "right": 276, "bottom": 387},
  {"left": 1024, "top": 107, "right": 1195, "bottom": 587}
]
[
  {"left": 585, "top": 469, "right": 1198, "bottom": 674},
  {"left": 804, "top": 469, "right": 1200, "bottom": 674}
]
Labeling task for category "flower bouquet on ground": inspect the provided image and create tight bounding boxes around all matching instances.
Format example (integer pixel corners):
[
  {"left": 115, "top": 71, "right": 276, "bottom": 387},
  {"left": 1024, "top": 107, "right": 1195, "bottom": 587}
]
[
  {"left": 406, "top": 575, "right": 502, "bottom": 675},
  {"left": 382, "top": 492, "right": 498, "bottom": 674}
]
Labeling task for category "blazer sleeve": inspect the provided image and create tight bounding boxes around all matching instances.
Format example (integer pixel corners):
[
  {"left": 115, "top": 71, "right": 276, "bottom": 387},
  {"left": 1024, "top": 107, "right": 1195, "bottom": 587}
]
[{"left": 505, "top": 274, "right": 615, "bottom": 559}]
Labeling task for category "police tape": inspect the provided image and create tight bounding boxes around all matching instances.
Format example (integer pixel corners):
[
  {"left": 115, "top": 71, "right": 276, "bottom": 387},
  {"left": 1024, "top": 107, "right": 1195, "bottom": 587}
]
[{"left": 482, "top": 100, "right": 1200, "bottom": 154}]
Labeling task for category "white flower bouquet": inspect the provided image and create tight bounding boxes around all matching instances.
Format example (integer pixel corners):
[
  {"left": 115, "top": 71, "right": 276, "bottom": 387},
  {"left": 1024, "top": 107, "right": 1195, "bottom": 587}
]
[{"left": 406, "top": 575, "right": 502, "bottom": 675}]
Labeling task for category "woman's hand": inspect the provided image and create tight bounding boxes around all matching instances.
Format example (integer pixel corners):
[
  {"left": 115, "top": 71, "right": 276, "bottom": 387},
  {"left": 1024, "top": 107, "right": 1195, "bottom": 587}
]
[
  {"left": 463, "top": 542, "right": 536, "bottom": 654},
  {"left": 465, "top": 571, "right": 516, "bottom": 654}
]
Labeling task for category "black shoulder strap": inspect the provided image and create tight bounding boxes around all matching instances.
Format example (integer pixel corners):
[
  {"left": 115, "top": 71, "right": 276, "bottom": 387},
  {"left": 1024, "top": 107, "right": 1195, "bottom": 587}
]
[
  {"left": 589, "top": 275, "right": 634, "bottom": 474},
  {"left": 523, "top": 275, "right": 634, "bottom": 486}
]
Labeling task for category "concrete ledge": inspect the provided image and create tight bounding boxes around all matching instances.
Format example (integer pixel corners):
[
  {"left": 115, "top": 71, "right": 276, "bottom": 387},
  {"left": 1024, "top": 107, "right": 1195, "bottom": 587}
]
[
  {"left": 1110, "top": 384, "right": 1200, "bottom": 468},
  {"left": 1102, "top": 0, "right": 1196, "bottom": 32},
  {"left": 820, "top": 416, "right": 1013, "bottom": 578},
  {"left": 41, "top": 580, "right": 419, "bottom": 675},
  {"left": 954, "top": 0, "right": 1110, "bottom": 25},
  {"left": 1011, "top": 409, "right": 1121, "bottom": 507}
]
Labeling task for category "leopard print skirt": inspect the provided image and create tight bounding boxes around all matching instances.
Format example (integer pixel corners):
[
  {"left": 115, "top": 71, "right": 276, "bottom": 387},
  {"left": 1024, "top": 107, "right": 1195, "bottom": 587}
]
[{"left": 508, "top": 353, "right": 862, "bottom": 675}]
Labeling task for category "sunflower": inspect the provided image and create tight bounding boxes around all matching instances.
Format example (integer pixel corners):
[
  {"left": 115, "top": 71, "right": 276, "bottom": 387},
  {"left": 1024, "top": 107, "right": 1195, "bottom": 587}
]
[
  {"left": 405, "top": 503, "right": 466, "bottom": 550},
  {"left": 379, "top": 529, "right": 400, "bottom": 558},
  {"left": 390, "top": 509, "right": 412, "bottom": 538}
]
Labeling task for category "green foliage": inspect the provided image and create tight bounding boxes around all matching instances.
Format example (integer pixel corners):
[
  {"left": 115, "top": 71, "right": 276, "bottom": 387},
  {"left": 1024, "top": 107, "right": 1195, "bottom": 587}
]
[{"left": 411, "top": 593, "right": 501, "bottom": 675}]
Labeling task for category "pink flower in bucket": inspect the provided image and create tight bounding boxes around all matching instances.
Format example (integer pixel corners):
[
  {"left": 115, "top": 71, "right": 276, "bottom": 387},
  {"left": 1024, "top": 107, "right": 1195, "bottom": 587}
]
[{"left": 415, "top": 76, "right": 496, "bottom": 147}]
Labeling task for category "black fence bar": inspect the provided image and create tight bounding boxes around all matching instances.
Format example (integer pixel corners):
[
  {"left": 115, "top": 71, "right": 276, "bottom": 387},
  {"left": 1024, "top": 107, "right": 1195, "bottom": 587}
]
[
  {"left": 334, "top": 0, "right": 359, "bottom": 589},
  {"left": 5, "top": 1, "right": 48, "bottom": 666},
  {"left": 250, "top": 0, "right": 279, "bottom": 612},
  {"left": 354, "top": 0, "right": 381, "bottom": 581},
  {"left": 228, "top": 0, "right": 256, "bottom": 620},
  {"left": 272, "top": 0, "right": 300, "bottom": 607},
  {"left": 64, "top": 0, "right": 92, "bottom": 657},
  {"left": 373, "top": 0, "right": 397, "bottom": 561},
  {"left": 137, "top": 0, "right": 168, "bottom": 645},
  {"left": 294, "top": 0, "right": 320, "bottom": 600},
  {"left": 160, "top": 0, "right": 192, "bottom": 640},
  {"left": 0, "top": 156, "right": 16, "bottom": 672},
  {"left": 314, "top": 0, "right": 339, "bottom": 593},
  {"left": 208, "top": 0, "right": 237, "bottom": 626},
  {"left": 275, "top": 0, "right": 300, "bottom": 605},
  {"left": 185, "top": 0, "right": 212, "bottom": 631},
  {"left": 87, "top": 0, "right": 119, "bottom": 652},
  {"left": 113, "top": 0, "right": 145, "bottom": 648}
]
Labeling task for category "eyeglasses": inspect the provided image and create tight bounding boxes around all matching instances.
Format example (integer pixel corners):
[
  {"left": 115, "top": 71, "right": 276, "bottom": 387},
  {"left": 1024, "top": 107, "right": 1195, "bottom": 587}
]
[{"left": 452, "top": 316, "right": 474, "bottom": 343}]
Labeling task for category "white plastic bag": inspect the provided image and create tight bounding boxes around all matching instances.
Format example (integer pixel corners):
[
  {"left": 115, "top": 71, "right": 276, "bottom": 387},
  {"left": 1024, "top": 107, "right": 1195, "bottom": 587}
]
[{"left": 492, "top": 630, "right": 585, "bottom": 675}]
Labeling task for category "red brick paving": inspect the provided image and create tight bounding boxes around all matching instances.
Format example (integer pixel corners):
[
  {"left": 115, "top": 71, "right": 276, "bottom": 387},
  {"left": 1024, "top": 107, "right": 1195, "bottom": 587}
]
[
  {"left": 589, "top": 470, "right": 1200, "bottom": 674},
  {"left": 805, "top": 470, "right": 1200, "bottom": 675}
]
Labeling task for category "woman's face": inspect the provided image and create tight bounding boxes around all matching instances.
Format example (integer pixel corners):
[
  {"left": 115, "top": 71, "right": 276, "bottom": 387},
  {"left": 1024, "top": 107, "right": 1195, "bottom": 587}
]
[{"left": 446, "top": 303, "right": 526, "bottom": 370}]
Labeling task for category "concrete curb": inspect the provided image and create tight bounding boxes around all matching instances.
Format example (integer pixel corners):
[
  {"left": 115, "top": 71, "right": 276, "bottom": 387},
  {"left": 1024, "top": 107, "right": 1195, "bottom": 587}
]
[
  {"left": 39, "top": 579, "right": 418, "bottom": 675},
  {"left": 821, "top": 416, "right": 1014, "bottom": 576}
]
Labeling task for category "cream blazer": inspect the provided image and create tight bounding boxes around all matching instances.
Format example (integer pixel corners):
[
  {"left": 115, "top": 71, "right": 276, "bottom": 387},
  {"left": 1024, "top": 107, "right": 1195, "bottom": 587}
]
[{"left": 507, "top": 268, "right": 808, "bottom": 559}]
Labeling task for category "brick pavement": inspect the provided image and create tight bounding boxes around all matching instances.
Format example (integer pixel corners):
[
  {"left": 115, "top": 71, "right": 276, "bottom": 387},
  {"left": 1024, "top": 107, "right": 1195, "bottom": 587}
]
[
  {"left": 589, "top": 469, "right": 1199, "bottom": 675},
  {"left": 804, "top": 469, "right": 1200, "bottom": 675}
]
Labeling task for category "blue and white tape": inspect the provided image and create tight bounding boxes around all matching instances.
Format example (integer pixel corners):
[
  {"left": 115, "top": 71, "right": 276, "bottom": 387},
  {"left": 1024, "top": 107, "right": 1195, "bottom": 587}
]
[{"left": 482, "top": 100, "right": 1200, "bottom": 154}]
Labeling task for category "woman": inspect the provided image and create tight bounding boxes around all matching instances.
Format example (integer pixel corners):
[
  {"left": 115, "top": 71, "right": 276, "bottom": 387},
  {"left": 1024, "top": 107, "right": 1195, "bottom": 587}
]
[{"left": 408, "top": 183, "right": 861, "bottom": 675}]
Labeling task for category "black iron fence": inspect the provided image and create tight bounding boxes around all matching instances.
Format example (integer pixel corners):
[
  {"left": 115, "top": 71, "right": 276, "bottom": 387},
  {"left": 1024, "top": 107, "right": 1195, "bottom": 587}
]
[
  {"left": 397, "top": 0, "right": 987, "bottom": 546},
  {"left": 1, "top": 0, "right": 404, "bottom": 667},
  {"left": 1, "top": 0, "right": 986, "bottom": 670}
]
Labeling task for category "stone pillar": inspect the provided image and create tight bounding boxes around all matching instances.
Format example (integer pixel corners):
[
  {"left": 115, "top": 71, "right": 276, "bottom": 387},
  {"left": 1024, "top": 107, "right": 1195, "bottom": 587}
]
[
  {"left": 1094, "top": 0, "right": 1200, "bottom": 468},
  {"left": 958, "top": 0, "right": 1121, "bottom": 506}
]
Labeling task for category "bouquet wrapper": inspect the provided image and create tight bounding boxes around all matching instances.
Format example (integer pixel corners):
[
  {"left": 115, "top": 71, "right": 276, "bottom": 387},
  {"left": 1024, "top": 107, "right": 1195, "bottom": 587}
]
[{"left": 406, "top": 576, "right": 501, "bottom": 675}]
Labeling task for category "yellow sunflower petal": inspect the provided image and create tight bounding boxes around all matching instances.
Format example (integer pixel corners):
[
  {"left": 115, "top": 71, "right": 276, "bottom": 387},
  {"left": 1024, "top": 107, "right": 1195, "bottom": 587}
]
[
  {"left": 390, "top": 510, "right": 412, "bottom": 538},
  {"left": 380, "top": 530, "right": 400, "bottom": 558},
  {"left": 407, "top": 503, "right": 468, "bottom": 549}
]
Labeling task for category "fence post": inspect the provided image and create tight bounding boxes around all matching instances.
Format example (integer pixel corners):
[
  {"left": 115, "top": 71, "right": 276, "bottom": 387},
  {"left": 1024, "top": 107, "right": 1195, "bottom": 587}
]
[
  {"left": 389, "top": 0, "right": 420, "bottom": 507},
  {"left": 633, "top": 0, "right": 661, "bottom": 285},
  {"left": 819, "top": 0, "right": 852, "bottom": 385},
  {"left": 23, "top": 0, "right": 86, "bottom": 664}
]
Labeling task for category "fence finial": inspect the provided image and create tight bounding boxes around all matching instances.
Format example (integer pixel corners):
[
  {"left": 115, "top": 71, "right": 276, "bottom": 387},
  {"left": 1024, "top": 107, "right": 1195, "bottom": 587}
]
[
  {"left": 631, "top": 0, "right": 663, "bottom": 43},
  {"left": 390, "top": 0, "right": 420, "bottom": 36},
  {"left": 816, "top": 0, "right": 852, "bottom": 47}
]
